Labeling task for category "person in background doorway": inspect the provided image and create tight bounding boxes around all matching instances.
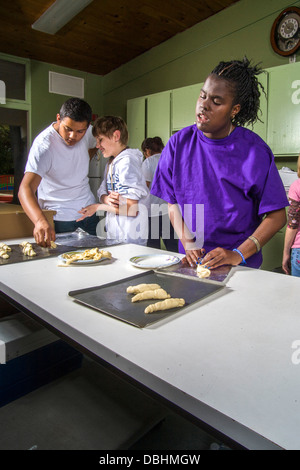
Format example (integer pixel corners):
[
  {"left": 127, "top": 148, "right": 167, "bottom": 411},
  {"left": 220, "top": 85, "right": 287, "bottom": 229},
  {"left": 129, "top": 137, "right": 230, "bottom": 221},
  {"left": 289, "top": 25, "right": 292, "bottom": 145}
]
[
  {"left": 18, "top": 98, "right": 98, "bottom": 246},
  {"left": 77, "top": 116, "right": 149, "bottom": 245},
  {"left": 141, "top": 136, "right": 178, "bottom": 252},
  {"left": 282, "top": 155, "right": 300, "bottom": 277},
  {"left": 151, "top": 57, "right": 288, "bottom": 269}
]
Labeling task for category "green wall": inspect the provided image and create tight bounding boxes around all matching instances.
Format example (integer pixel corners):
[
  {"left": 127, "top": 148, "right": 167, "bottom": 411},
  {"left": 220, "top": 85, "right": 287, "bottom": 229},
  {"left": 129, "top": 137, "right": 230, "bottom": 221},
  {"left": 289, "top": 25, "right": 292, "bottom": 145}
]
[
  {"left": 102, "top": 0, "right": 300, "bottom": 118},
  {"left": 2, "top": 0, "right": 300, "bottom": 148},
  {"left": 30, "top": 60, "right": 103, "bottom": 141}
]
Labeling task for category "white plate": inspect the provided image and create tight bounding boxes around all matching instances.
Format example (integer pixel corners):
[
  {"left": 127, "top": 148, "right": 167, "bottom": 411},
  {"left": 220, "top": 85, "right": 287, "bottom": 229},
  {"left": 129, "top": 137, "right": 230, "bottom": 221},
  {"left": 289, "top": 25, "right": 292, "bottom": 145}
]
[
  {"left": 58, "top": 250, "right": 111, "bottom": 265},
  {"left": 129, "top": 254, "right": 181, "bottom": 269}
]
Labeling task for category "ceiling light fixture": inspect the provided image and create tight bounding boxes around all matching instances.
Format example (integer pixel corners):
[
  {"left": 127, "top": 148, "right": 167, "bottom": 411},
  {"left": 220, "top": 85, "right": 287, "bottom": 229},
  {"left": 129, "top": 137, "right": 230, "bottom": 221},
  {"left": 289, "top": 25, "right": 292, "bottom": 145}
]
[{"left": 31, "top": 0, "right": 94, "bottom": 35}]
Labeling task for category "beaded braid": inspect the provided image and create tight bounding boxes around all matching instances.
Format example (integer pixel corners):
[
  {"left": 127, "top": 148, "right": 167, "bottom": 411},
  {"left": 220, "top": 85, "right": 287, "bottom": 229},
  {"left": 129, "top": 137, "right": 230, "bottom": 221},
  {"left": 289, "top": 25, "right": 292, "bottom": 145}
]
[{"left": 211, "top": 57, "right": 266, "bottom": 127}]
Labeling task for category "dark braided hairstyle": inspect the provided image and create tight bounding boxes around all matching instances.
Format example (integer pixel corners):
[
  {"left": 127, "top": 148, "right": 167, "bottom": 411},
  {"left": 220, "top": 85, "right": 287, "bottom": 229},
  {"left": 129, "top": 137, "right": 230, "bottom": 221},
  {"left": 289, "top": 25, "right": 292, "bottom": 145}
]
[{"left": 211, "top": 57, "right": 266, "bottom": 127}]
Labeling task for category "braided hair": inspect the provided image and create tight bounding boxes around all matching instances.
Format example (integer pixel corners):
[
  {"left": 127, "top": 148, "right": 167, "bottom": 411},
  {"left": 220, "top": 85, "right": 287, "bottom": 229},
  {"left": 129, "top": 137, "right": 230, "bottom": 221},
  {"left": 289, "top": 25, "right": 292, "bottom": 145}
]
[{"left": 211, "top": 57, "right": 266, "bottom": 127}]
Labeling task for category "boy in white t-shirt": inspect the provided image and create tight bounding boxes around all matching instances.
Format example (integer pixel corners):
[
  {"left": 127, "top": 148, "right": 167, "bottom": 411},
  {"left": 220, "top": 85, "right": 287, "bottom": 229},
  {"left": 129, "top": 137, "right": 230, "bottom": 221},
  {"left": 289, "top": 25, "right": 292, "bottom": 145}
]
[
  {"left": 77, "top": 116, "right": 149, "bottom": 245},
  {"left": 18, "top": 98, "right": 98, "bottom": 247}
]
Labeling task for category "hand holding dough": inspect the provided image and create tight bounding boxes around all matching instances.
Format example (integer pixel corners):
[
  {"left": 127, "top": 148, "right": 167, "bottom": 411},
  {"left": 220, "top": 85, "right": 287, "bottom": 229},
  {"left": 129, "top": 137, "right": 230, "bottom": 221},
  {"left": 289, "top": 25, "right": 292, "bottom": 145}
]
[
  {"left": 126, "top": 283, "right": 161, "bottom": 294},
  {"left": 131, "top": 289, "right": 170, "bottom": 303},
  {"left": 145, "top": 298, "right": 185, "bottom": 314}
]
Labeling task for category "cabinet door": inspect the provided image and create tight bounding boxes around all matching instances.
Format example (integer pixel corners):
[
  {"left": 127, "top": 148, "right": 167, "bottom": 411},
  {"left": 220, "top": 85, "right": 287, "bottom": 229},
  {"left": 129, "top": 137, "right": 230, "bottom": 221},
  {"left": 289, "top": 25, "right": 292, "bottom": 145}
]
[
  {"left": 146, "top": 91, "right": 171, "bottom": 145},
  {"left": 244, "top": 72, "right": 268, "bottom": 141},
  {"left": 267, "top": 62, "right": 300, "bottom": 155},
  {"left": 172, "top": 83, "right": 201, "bottom": 132},
  {"left": 261, "top": 228, "right": 285, "bottom": 272},
  {"left": 127, "top": 97, "right": 146, "bottom": 149}
]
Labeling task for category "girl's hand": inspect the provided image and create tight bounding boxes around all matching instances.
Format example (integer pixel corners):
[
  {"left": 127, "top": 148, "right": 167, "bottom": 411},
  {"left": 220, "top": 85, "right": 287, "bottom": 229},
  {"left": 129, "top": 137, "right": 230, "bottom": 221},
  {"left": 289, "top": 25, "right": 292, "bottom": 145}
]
[
  {"left": 200, "top": 247, "right": 244, "bottom": 269},
  {"left": 182, "top": 248, "right": 206, "bottom": 267},
  {"left": 282, "top": 253, "right": 291, "bottom": 275}
]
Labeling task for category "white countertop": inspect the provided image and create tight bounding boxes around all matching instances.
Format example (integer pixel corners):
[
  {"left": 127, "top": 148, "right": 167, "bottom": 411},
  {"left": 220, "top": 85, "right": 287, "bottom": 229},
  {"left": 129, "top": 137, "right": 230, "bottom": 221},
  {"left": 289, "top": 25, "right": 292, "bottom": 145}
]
[{"left": 1, "top": 238, "right": 300, "bottom": 449}]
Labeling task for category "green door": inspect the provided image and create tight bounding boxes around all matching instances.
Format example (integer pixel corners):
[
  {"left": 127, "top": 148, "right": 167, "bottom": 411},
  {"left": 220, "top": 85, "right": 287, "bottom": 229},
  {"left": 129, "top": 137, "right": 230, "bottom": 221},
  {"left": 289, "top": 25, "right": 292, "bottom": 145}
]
[
  {"left": 267, "top": 62, "right": 300, "bottom": 156},
  {"left": 172, "top": 83, "right": 201, "bottom": 132},
  {"left": 127, "top": 97, "right": 146, "bottom": 149},
  {"left": 146, "top": 91, "right": 171, "bottom": 146}
]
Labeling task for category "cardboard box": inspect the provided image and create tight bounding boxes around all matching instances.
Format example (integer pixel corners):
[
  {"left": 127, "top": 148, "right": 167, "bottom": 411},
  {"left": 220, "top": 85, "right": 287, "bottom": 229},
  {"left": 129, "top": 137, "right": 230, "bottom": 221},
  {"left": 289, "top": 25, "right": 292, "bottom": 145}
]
[{"left": 0, "top": 204, "right": 56, "bottom": 240}]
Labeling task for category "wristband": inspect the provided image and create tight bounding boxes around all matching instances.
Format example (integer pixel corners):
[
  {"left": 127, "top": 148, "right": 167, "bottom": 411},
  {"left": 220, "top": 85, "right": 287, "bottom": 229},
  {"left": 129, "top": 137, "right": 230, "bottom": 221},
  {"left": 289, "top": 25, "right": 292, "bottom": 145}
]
[
  {"left": 248, "top": 235, "right": 261, "bottom": 253},
  {"left": 233, "top": 248, "right": 247, "bottom": 266}
]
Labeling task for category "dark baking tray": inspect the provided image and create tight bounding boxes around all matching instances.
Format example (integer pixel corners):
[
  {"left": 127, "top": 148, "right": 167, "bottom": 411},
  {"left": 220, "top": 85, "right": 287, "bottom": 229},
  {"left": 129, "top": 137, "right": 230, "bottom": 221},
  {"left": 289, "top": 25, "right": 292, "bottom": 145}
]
[
  {"left": 68, "top": 270, "right": 226, "bottom": 328},
  {"left": 0, "top": 243, "right": 75, "bottom": 266},
  {"left": 0, "top": 237, "right": 121, "bottom": 266}
]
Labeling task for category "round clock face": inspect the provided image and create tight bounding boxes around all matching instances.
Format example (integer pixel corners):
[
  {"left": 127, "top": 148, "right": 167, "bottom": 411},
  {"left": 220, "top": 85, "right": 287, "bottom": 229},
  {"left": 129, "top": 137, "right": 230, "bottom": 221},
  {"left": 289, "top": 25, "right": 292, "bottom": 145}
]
[{"left": 271, "top": 7, "right": 300, "bottom": 56}]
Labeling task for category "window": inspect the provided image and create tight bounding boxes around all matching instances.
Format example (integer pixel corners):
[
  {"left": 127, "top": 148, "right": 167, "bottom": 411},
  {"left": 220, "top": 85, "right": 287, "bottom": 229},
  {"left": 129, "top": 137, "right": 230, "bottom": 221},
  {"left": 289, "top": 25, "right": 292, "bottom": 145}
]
[{"left": 0, "top": 59, "right": 26, "bottom": 101}]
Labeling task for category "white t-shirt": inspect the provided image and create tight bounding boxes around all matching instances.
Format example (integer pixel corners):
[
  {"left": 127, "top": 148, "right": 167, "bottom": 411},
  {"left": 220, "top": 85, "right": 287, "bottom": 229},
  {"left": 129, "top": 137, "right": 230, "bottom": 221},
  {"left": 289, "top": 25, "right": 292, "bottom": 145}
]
[
  {"left": 25, "top": 124, "right": 96, "bottom": 221},
  {"left": 97, "top": 148, "right": 149, "bottom": 244},
  {"left": 142, "top": 153, "right": 168, "bottom": 216}
]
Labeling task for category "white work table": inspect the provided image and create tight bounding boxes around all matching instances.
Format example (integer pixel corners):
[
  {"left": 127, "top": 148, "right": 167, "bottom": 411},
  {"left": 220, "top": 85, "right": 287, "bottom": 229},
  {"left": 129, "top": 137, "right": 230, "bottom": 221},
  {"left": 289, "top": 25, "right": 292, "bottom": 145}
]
[{"left": 1, "top": 238, "right": 300, "bottom": 450}]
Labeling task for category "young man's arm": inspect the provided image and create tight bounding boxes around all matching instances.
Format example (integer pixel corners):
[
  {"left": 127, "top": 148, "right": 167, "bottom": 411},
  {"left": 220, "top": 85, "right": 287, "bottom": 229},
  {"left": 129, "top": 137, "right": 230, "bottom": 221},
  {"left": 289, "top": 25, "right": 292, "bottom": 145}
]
[{"left": 18, "top": 172, "right": 56, "bottom": 247}]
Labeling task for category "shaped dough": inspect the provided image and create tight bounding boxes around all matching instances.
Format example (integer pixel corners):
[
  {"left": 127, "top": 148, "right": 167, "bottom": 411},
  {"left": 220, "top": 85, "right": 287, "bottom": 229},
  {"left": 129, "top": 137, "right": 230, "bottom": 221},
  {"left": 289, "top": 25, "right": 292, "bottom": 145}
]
[
  {"left": 0, "top": 243, "right": 11, "bottom": 252},
  {"left": 145, "top": 298, "right": 185, "bottom": 314},
  {"left": 0, "top": 249, "right": 9, "bottom": 259},
  {"left": 196, "top": 264, "right": 211, "bottom": 278},
  {"left": 60, "top": 248, "right": 112, "bottom": 266},
  {"left": 0, "top": 243, "right": 11, "bottom": 259},
  {"left": 126, "top": 283, "right": 161, "bottom": 294},
  {"left": 131, "top": 289, "right": 170, "bottom": 303},
  {"left": 20, "top": 242, "right": 36, "bottom": 257}
]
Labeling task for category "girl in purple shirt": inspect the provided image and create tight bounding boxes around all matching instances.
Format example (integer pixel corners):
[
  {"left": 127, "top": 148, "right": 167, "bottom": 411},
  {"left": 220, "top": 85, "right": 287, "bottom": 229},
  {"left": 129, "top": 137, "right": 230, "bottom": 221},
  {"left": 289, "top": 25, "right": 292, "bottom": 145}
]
[{"left": 151, "top": 57, "right": 288, "bottom": 269}]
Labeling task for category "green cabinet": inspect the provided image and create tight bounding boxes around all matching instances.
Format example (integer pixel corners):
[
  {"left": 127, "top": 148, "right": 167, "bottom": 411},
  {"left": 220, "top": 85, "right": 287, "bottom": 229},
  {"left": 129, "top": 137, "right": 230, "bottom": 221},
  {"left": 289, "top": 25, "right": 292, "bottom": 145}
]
[
  {"left": 172, "top": 83, "right": 201, "bottom": 132},
  {"left": 127, "top": 62, "right": 300, "bottom": 153},
  {"left": 126, "top": 96, "right": 146, "bottom": 149},
  {"left": 267, "top": 61, "right": 300, "bottom": 156},
  {"left": 147, "top": 91, "right": 171, "bottom": 145},
  {"left": 127, "top": 91, "right": 171, "bottom": 149},
  {"left": 261, "top": 229, "right": 285, "bottom": 272}
]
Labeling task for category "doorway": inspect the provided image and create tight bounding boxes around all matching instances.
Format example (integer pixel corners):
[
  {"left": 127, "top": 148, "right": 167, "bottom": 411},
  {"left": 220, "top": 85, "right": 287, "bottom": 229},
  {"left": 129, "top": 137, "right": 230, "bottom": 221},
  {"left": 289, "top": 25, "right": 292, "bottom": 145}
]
[{"left": 0, "top": 108, "right": 28, "bottom": 204}]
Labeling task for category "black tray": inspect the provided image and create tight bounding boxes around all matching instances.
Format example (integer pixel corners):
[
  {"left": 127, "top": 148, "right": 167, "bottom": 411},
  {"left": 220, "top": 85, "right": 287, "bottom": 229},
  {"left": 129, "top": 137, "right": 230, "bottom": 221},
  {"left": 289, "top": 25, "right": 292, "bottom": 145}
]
[
  {"left": 68, "top": 270, "right": 226, "bottom": 328},
  {"left": 0, "top": 243, "right": 76, "bottom": 266}
]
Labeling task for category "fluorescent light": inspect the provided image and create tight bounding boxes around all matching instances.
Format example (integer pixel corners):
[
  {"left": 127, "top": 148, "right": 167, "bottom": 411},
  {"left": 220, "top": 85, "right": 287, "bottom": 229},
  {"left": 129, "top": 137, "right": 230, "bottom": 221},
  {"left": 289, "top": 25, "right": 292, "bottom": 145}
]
[{"left": 31, "top": 0, "right": 93, "bottom": 35}]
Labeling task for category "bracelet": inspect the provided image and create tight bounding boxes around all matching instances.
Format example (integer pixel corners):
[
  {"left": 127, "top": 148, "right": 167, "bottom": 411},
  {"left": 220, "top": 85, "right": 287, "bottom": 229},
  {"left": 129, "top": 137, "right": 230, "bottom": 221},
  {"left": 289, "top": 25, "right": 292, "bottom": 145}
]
[
  {"left": 248, "top": 235, "right": 261, "bottom": 253},
  {"left": 232, "top": 248, "right": 247, "bottom": 266}
]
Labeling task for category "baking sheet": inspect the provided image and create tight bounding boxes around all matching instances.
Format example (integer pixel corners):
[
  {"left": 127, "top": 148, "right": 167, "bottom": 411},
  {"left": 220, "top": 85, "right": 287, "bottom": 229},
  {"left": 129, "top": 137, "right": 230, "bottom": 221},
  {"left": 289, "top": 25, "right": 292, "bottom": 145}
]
[
  {"left": 68, "top": 270, "right": 226, "bottom": 328},
  {"left": 0, "top": 243, "right": 76, "bottom": 266},
  {"left": 156, "top": 259, "right": 232, "bottom": 285},
  {"left": 55, "top": 230, "right": 122, "bottom": 248},
  {"left": 0, "top": 229, "right": 121, "bottom": 266}
]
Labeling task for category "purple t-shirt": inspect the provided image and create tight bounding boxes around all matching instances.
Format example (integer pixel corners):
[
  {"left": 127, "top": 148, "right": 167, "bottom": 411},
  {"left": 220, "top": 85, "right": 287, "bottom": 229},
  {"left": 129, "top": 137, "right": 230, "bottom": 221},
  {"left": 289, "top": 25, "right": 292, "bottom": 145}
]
[{"left": 151, "top": 125, "right": 288, "bottom": 268}]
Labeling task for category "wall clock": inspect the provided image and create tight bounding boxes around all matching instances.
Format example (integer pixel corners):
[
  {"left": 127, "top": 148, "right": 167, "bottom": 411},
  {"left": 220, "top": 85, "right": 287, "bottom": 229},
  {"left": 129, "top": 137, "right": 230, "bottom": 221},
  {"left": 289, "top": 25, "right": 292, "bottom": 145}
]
[{"left": 270, "top": 7, "right": 300, "bottom": 56}]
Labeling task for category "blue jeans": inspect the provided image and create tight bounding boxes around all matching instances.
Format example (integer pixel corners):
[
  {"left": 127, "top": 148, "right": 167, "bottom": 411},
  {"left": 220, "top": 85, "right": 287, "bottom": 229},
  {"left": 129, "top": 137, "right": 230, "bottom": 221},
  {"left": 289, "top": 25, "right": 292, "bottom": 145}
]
[
  {"left": 291, "top": 248, "right": 300, "bottom": 277},
  {"left": 54, "top": 214, "right": 99, "bottom": 236}
]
